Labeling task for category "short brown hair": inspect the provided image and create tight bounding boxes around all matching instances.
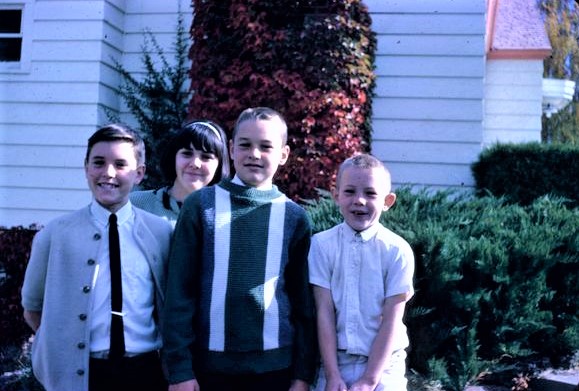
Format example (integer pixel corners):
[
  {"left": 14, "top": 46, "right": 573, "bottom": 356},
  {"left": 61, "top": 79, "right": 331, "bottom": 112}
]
[{"left": 85, "top": 124, "right": 146, "bottom": 165}]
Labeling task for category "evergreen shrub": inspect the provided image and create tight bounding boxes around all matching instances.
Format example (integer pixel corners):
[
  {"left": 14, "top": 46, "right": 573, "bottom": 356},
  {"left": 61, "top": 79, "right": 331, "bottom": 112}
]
[
  {"left": 187, "top": 0, "right": 376, "bottom": 200},
  {"left": 3, "top": 191, "right": 578, "bottom": 390},
  {"left": 306, "top": 188, "right": 579, "bottom": 391},
  {"left": 472, "top": 143, "right": 579, "bottom": 207},
  {"left": 110, "top": 16, "right": 190, "bottom": 190}
]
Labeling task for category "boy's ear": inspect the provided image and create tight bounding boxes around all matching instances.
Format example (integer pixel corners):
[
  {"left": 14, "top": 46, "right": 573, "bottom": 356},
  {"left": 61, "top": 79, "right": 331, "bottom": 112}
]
[
  {"left": 279, "top": 144, "right": 290, "bottom": 166},
  {"left": 134, "top": 165, "right": 146, "bottom": 185},
  {"left": 229, "top": 139, "right": 235, "bottom": 159},
  {"left": 383, "top": 192, "right": 397, "bottom": 211}
]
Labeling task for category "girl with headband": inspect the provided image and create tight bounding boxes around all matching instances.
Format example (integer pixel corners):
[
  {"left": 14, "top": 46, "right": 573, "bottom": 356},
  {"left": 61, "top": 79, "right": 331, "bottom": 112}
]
[{"left": 131, "top": 120, "right": 230, "bottom": 226}]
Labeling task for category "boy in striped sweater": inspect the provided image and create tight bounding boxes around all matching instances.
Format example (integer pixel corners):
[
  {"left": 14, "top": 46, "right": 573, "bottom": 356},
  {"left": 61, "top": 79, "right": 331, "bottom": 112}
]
[{"left": 162, "top": 107, "right": 317, "bottom": 391}]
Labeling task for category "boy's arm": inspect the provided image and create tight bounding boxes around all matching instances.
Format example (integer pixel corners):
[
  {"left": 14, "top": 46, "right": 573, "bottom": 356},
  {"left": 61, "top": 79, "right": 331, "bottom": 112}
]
[
  {"left": 286, "top": 215, "right": 318, "bottom": 385},
  {"left": 313, "top": 285, "right": 348, "bottom": 391},
  {"left": 21, "top": 227, "right": 50, "bottom": 331},
  {"left": 349, "top": 292, "right": 411, "bottom": 391},
  {"left": 162, "top": 202, "right": 201, "bottom": 385}
]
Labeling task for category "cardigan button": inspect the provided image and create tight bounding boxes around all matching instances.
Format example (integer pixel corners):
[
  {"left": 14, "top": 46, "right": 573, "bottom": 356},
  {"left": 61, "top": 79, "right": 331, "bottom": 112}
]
[
  {"left": 79, "top": 313, "right": 87, "bottom": 321},
  {"left": 93, "top": 233, "right": 101, "bottom": 240},
  {"left": 82, "top": 286, "right": 91, "bottom": 293},
  {"left": 77, "top": 369, "right": 85, "bottom": 376},
  {"left": 77, "top": 342, "right": 86, "bottom": 349},
  {"left": 87, "top": 259, "right": 96, "bottom": 265}
]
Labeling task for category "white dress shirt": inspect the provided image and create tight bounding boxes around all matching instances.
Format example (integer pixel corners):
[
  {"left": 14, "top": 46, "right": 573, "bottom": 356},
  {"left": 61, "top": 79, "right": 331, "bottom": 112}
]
[{"left": 89, "top": 201, "right": 161, "bottom": 355}]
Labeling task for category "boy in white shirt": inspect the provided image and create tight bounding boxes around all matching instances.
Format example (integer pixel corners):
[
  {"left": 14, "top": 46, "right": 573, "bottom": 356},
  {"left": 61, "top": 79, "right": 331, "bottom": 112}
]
[{"left": 308, "top": 153, "right": 414, "bottom": 391}]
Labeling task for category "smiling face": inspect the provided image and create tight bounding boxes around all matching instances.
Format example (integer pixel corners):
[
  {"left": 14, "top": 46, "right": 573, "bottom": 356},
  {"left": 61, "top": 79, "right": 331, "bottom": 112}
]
[
  {"left": 334, "top": 166, "right": 396, "bottom": 232},
  {"left": 85, "top": 140, "right": 145, "bottom": 213},
  {"left": 229, "top": 118, "right": 289, "bottom": 188},
  {"left": 172, "top": 145, "right": 220, "bottom": 199}
]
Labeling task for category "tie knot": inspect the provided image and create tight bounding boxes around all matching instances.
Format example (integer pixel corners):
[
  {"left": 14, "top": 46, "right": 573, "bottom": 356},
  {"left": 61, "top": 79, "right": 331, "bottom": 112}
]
[{"left": 109, "top": 213, "right": 117, "bottom": 225}]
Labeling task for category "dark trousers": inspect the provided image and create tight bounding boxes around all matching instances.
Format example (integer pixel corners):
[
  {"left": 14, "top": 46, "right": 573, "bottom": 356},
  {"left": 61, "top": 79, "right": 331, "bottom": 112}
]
[
  {"left": 89, "top": 351, "right": 167, "bottom": 391},
  {"left": 196, "top": 368, "right": 292, "bottom": 391}
]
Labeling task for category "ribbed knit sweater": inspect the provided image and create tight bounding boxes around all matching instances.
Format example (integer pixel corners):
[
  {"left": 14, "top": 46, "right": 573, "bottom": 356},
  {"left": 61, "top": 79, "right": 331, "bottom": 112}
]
[
  {"left": 130, "top": 186, "right": 180, "bottom": 227},
  {"left": 162, "top": 179, "right": 317, "bottom": 384}
]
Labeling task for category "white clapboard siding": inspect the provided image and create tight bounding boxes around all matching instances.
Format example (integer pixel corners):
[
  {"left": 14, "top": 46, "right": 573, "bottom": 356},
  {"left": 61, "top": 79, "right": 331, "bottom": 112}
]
[
  {"left": 0, "top": 0, "right": 192, "bottom": 227},
  {"left": 0, "top": 0, "right": 126, "bottom": 227},
  {"left": 366, "top": 0, "right": 486, "bottom": 190},
  {"left": 483, "top": 59, "right": 544, "bottom": 145},
  {"left": 2, "top": 0, "right": 540, "bottom": 228}
]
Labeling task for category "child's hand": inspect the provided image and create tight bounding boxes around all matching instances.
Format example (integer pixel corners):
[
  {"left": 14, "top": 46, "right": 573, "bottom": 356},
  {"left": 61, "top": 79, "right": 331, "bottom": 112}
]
[
  {"left": 288, "top": 379, "right": 309, "bottom": 391},
  {"left": 325, "top": 376, "right": 348, "bottom": 391},
  {"left": 348, "top": 378, "right": 376, "bottom": 391},
  {"left": 168, "top": 379, "right": 200, "bottom": 391}
]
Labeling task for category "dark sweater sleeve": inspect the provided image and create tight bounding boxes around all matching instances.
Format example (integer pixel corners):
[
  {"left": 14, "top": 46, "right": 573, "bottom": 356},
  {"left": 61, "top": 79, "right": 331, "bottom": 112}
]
[
  {"left": 285, "top": 211, "right": 319, "bottom": 383},
  {"left": 162, "top": 197, "right": 201, "bottom": 384}
]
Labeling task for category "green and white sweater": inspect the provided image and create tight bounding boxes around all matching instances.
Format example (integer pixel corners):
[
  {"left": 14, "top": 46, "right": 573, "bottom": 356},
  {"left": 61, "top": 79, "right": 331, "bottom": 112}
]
[{"left": 162, "top": 179, "right": 317, "bottom": 384}]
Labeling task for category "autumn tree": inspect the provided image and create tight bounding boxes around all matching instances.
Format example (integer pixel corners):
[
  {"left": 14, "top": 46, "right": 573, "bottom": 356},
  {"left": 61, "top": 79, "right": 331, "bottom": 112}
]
[
  {"left": 541, "top": 0, "right": 579, "bottom": 144},
  {"left": 187, "top": 0, "right": 376, "bottom": 200}
]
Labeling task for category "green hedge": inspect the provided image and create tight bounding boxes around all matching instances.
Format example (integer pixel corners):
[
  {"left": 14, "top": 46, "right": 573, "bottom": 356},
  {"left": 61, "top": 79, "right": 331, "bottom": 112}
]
[
  {"left": 472, "top": 143, "right": 579, "bottom": 207},
  {"left": 3, "top": 189, "right": 578, "bottom": 390},
  {"left": 306, "top": 188, "right": 579, "bottom": 391}
]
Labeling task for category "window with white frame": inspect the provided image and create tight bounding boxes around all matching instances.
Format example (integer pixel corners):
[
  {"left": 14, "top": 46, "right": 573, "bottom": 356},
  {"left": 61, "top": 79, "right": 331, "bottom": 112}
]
[
  {"left": 0, "top": 1, "right": 31, "bottom": 71},
  {"left": 0, "top": 8, "right": 23, "bottom": 62}
]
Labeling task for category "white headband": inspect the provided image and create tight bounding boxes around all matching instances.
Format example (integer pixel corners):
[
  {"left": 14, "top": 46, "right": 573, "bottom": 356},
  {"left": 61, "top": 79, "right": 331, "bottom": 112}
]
[{"left": 196, "top": 121, "right": 222, "bottom": 142}]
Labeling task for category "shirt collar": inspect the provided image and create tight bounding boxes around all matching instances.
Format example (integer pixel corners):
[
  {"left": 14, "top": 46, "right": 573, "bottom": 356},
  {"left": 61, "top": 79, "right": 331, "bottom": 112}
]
[
  {"left": 232, "top": 174, "right": 273, "bottom": 191},
  {"left": 342, "top": 221, "right": 380, "bottom": 242},
  {"left": 90, "top": 201, "right": 133, "bottom": 227}
]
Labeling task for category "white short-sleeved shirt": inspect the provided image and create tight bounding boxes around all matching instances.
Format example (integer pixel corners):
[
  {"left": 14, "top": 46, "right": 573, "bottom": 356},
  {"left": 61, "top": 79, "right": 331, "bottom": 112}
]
[{"left": 308, "top": 222, "right": 415, "bottom": 356}]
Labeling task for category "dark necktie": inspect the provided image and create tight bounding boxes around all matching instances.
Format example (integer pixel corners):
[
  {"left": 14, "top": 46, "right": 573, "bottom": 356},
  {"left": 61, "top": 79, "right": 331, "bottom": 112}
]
[{"left": 108, "top": 213, "right": 125, "bottom": 359}]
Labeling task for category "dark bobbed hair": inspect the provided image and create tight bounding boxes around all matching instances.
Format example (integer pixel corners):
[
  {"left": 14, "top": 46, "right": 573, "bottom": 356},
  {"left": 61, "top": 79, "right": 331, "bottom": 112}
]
[
  {"left": 85, "top": 123, "right": 145, "bottom": 165},
  {"left": 233, "top": 107, "right": 288, "bottom": 145},
  {"left": 159, "top": 120, "right": 230, "bottom": 186}
]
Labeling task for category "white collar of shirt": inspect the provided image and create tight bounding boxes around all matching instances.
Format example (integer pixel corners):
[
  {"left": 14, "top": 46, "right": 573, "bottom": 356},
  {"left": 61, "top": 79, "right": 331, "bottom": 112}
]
[
  {"left": 90, "top": 201, "right": 133, "bottom": 227},
  {"left": 342, "top": 221, "right": 380, "bottom": 242},
  {"left": 232, "top": 174, "right": 273, "bottom": 191}
]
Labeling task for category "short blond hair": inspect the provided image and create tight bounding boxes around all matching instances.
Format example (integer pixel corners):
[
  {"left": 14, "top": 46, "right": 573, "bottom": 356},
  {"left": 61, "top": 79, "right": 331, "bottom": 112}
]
[
  {"left": 233, "top": 107, "right": 288, "bottom": 145},
  {"left": 335, "top": 153, "right": 391, "bottom": 190}
]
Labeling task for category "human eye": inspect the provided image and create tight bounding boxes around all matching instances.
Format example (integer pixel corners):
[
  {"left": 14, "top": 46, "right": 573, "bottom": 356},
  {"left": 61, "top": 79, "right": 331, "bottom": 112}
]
[
  {"left": 201, "top": 152, "right": 217, "bottom": 161},
  {"left": 91, "top": 158, "right": 105, "bottom": 167},
  {"left": 178, "top": 148, "right": 193, "bottom": 157},
  {"left": 115, "top": 160, "right": 130, "bottom": 169},
  {"left": 343, "top": 188, "right": 355, "bottom": 195}
]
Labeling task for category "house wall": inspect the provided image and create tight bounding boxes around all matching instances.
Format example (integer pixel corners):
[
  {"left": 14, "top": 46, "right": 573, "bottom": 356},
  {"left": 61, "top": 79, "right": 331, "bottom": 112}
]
[
  {"left": 1, "top": 0, "right": 491, "bottom": 227},
  {"left": 367, "top": 0, "right": 486, "bottom": 190},
  {"left": 0, "top": 0, "right": 190, "bottom": 227},
  {"left": 483, "top": 59, "right": 544, "bottom": 145}
]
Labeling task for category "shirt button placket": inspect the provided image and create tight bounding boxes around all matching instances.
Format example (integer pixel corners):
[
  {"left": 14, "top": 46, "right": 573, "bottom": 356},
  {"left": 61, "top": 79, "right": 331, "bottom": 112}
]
[{"left": 346, "top": 238, "right": 359, "bottom": 346}]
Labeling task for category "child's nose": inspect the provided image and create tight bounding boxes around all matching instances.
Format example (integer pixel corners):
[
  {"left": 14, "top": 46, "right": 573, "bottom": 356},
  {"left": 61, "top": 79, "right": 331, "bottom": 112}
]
[
  {"left": 354, "top": 195, "right": 366, "bottom": 205},
  {"left": 106, "top": 164, "right": 116, "bottom": 177},
  {"left": 191, "top": 156, "right": 202, "bottom": 168},
  {"left": 250, "top": 147, "right": 261, "bottom": 159}
]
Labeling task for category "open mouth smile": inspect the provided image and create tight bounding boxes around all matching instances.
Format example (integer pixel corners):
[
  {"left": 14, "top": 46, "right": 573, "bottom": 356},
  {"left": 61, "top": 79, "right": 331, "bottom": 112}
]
[{"left": 98, "top": 183, "right": 118, "bottom": 189}]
